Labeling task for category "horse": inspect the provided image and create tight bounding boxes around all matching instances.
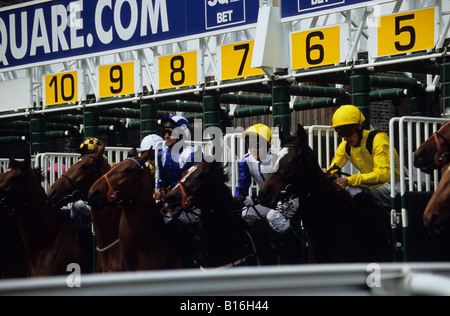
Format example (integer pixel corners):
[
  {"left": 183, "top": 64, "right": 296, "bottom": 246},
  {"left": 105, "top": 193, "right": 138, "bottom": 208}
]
[
  {"left": 88, "top": 151, "right": 192, "bottom": 271},
  {"left": 414, "top": 121, "right": 450, "bottom": 173},
  {"left": 258, "top": 124, "right": 392, "bottom": 263},
  {"left": 46, "top": 144, "right": 121, "bottom": 273},
  {"left": 0, "top": 202, "right": 27, "bottom": 279},
  {"left": 163, "top": 161, "right": 272, "bottom": 268},
  {"left": 0, "top": 155, "right": 93, "bottom": 276}
]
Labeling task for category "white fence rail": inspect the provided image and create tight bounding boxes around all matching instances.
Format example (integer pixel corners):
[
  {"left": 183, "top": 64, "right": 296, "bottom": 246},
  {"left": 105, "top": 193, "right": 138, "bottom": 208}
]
[{"left": 1, "top": 263, "right": 450, "bottom": 296}]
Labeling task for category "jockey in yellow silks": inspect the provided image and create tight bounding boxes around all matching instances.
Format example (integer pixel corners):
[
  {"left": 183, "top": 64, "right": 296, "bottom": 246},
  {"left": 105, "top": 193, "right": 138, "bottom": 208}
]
[{"left": 326, "top": 105, "right": 401, "bottom": 209}]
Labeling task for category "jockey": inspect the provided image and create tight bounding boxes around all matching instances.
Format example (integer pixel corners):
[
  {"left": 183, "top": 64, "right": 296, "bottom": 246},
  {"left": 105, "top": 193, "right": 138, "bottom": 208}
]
[
  {"left": 235, "top": 123, "right": 299, "bottom": 229},
  {"left": 79, "top": 137, "right": 103, "bottom": 156},
  {"left": 154, "top": 115, "right": 198, "bottom": 200},
  {"left": 325, "top": 104, "right": 401, "bottom": 209},
  {"left": 138, "top": 134, "right": 164, "bottom": 172}
]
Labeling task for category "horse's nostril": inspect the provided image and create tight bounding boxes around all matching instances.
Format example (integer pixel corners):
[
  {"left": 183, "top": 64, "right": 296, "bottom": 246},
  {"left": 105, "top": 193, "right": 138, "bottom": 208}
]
[{"left": 430, "top": 214, "right": 440, "bottom": 226}]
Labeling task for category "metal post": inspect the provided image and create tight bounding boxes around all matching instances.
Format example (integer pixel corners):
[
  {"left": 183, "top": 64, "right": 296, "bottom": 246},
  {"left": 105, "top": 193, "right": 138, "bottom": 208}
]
[
  {"left": 30, "top": 115, "right": 46, "bottom": 154},
  {"left": 84, "top": 110, "right": 100, "bottom": 139},
  {"left": 141, "top": 101, "right": 158, "bottom": 139},
  {"left": 441, "top": 59, "right": 450, "bottom": 117},
  {"left": 350, "top": 71, "right": 371, "bottom": 130},
  {"left": 272, "top": 80, "right": 291, "bottom": 135},
  {"left": 203, "top": 92, "right": 222, "bottom": 132}
]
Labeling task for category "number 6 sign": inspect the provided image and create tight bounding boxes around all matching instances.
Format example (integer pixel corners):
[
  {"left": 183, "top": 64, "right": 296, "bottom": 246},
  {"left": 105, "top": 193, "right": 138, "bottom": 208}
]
[{"left": 290, "top": 24, "right": 349, "bottom": 70}]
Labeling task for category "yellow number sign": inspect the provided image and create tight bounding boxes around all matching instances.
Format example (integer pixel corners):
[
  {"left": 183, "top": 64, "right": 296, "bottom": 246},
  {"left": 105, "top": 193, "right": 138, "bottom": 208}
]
[
  {"left": 98, "top": 62, "right": 135, "bottom": 98},
  {"left": 377, "top": 8, "right": 435, "bottom": 57},
  {"left": 44, "top": 71, "right": 79, "bottom": 106},
  {"left": 158, "top": 51, "right": 198, "bottom": 90},
  {"left": 221, "top": 41, "right": 264, "bottom": 81},
  {"left": 291, "top": 26, "right": 341, "bottom": 70}
]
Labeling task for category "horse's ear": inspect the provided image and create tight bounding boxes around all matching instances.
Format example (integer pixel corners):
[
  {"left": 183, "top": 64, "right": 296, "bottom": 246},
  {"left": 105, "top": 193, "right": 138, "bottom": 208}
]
[
  {"left": 277, "top": 125, "right": 288, "bottom": 144},
  {"left": 139, "top": 149, "right": 151, "bottom": 163},
  {"left": 24, "top": 150, "right": 31, "bottom": 167},
  {"left": 96, "top": 143, "right": 106, "bottom": 158},
  {"left": 296, "top": 124, "right": 307, "bottom": 144}
]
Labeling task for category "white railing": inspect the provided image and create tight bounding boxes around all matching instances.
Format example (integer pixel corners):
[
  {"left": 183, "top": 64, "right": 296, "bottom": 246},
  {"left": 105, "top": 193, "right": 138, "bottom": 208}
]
[{"left": 389, "top": 116, "right": 449, "bottom": 198}]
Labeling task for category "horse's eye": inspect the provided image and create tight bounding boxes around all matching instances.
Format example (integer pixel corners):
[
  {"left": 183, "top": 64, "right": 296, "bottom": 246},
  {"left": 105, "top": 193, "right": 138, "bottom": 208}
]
[{"left": 81, "top": 164, "right": 91, "bottom": 170}]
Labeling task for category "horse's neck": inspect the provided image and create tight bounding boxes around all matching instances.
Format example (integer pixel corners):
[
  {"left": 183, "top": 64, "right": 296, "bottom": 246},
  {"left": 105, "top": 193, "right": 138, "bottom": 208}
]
[{"left": 17, "top": 178, "right": 62, "bottom": 257}]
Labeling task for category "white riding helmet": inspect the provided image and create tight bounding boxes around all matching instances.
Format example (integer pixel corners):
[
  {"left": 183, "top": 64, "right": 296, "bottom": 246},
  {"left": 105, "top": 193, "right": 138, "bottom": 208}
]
[{"left": 138, "top": 134, "right": 164, "bottom": 153}]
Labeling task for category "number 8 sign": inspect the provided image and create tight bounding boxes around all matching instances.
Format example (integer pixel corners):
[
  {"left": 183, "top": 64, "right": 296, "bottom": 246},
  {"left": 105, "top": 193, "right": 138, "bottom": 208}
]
[{"left": 157, "top": 51, "right": 199, "bottom": 90}]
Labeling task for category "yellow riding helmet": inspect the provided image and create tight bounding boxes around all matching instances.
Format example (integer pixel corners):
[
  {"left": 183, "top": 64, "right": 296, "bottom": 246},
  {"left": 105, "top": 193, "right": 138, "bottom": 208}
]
[
  {"left": 332, "top": 105, "right": 366, "bottom": 128},
  {"left": 242, "top": 123, "right": 272, "bottom": 145},
  {"left": 80, "top": 137, "right": 103, "bottom": 152}
]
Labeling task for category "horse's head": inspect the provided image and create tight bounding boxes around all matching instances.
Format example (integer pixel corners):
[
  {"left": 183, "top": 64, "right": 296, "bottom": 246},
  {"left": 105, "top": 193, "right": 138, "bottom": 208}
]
[
  {"left": 259, "top": 124, "right": 314, "bottom": 208},
  {"left": 48, "top": 144, "right": 110, "bottom": 209},
  {"left": 0, "top": 154, "right": 44, "bottom": 212},
  {"left": 423, "top": 164, "right": 450, "bottom": 234},
  {"left": 163, "top": 162, "right": 229, "bottom": 217},
  {"left": 87, "top": 150, "right": 152, "bottom": 208},
  {"left": 414, "top": 121, "right": 450, "bottom": 174}
]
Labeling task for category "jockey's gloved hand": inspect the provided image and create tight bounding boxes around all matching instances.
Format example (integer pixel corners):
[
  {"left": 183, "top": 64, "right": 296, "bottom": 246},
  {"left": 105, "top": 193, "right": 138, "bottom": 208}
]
[
  {"left": 244, "top": 196, "right": 254, "bottom": 207},
  {"left": 276, "top": 197, "right": 299, "bottom": 219}
]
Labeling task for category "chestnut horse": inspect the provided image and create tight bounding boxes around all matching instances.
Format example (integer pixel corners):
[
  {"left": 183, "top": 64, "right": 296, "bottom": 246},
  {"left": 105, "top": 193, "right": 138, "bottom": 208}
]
[
  {"left": 414, "top": 121, "right": 450, "bottom": 174},
  {"left": 47, "top": 144, "right": 120, "bottom": 273},
  {"left": 259, "top": 124, "right": 392, "bottom": 263},
  {"left": 0, "top": 155, "right": 92, "bottom": 276},
  {"left": 88, "top": 151, "right": 192, "bottom": 271},
  {"left": 414, "top": 121, "right": 450, "bottom": 234},
  {"left": 163, "top": 162, "right": 262, "bottom": 268}
]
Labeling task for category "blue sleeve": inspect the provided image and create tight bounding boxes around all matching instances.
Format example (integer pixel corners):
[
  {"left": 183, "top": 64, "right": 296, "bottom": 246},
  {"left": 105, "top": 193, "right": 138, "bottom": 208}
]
[
  {"left": 234, "top": 158, "right": 251, "bottom": 197},
  {"left": 157, "top": 151, "right": 168, "bottom": 189}
]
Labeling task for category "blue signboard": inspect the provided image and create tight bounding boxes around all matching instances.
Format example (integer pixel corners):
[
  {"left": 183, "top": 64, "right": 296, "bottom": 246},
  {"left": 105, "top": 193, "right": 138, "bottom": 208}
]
[
  {"left": 0, "top": 0, "right": 259, "bottom": 70},
  {"left": 281, "top": 0, "right": 381, "bottom": 19}
]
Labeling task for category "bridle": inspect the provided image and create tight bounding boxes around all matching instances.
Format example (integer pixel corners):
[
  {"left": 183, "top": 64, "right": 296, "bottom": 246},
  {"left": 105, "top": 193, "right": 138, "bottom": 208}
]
[
  {"left": 173, "top": 164, "right": 199, "bottom": 210},
  {"left": 51, "top": 154, "right": 106, "bottom": 208},
  {"left": 102, "top": 157, "right": 146, "bottom": 205},
  {"left": 433, "top": 121, "right": 450, "bottom": 167}
]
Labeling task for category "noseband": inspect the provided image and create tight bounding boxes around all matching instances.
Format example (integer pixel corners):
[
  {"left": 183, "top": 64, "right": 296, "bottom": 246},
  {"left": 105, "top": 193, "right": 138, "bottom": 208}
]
[
  {"left": 102, "top": 157, "right": 145, "bottom": 204},
  {"left": 433, "top": 121, "right": 450, "bottom": 167}
]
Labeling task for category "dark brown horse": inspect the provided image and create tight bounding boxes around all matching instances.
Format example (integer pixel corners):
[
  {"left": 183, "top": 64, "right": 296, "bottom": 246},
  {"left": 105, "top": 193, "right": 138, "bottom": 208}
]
[
  {"left": 0, "top": 155, "right": 92, "bottom": 276},
  {"left": 414, "top": 121, "right": 450, "bottom": 173},
  {"left": 163, "top": 162, "right": 262, "bottom": 268},
  {"left": 88, "top": 152, "right": 191, "bottom": 271},
  {"left": 0, "top": 204, "right": 27, "bottom": 279},
  {"left": 46, "top": 144, "right": 120, "bottom": 273},
  {"left": 258, "top": 124, "right": 392, "bottom": 263}
]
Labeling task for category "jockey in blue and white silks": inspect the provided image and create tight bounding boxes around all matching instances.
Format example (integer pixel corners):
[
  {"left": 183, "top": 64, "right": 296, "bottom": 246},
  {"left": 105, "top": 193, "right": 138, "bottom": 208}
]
[{"left": 156, "top": 115, "right": 198, "bottom": 193}]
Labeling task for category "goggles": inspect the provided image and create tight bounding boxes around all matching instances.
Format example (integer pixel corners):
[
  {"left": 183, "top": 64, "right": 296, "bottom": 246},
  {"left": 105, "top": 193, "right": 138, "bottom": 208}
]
[
  {"left": 335, "top": 125, "right": 357, "bottom": 138},
  {"left": 162, "top": 128, "right": 173, "bottom": 136}
]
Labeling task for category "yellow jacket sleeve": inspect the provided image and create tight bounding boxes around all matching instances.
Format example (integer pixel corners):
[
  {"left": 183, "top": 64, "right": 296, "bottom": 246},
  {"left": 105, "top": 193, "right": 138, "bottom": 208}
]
[
  {"left": 346, "top": 132, "right": 391, "bottom": 188},
  {"left": 328, "top": 131, "right": 398, "bottom": 188},
  {"left": 329, "top": 141, "right": 350, "bottom": 172}
]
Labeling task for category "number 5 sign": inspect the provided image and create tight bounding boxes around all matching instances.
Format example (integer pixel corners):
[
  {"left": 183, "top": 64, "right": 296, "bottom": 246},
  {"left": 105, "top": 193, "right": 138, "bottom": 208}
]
[
  {"left": 369, "top": 7, "right": 438, "bottom": 59},
  {"left": 290, "top": 24, "right": 349, "bottom": 70}
]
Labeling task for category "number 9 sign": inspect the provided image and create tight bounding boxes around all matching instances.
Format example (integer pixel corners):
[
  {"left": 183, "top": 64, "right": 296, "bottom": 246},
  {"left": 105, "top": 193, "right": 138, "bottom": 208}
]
[{"left": 97, "top": 61, "right": 139, "bottom": 98}]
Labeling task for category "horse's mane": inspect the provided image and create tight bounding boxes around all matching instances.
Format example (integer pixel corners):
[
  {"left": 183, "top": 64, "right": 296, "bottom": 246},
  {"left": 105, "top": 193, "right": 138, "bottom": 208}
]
[{"left": 202, "top": 161, "right": 230, "bottom": 184}]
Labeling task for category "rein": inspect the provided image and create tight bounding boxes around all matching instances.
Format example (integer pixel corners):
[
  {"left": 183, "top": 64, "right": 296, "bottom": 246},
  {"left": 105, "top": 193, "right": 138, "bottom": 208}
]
[{"left": 102, "top": 157, "right": 145, "bottom": 204}]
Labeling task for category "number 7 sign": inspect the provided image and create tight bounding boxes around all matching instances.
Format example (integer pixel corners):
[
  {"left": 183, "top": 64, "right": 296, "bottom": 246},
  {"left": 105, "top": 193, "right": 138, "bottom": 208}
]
[{"left": 220, "top": 41, "right": 264, "bottom": 81}]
